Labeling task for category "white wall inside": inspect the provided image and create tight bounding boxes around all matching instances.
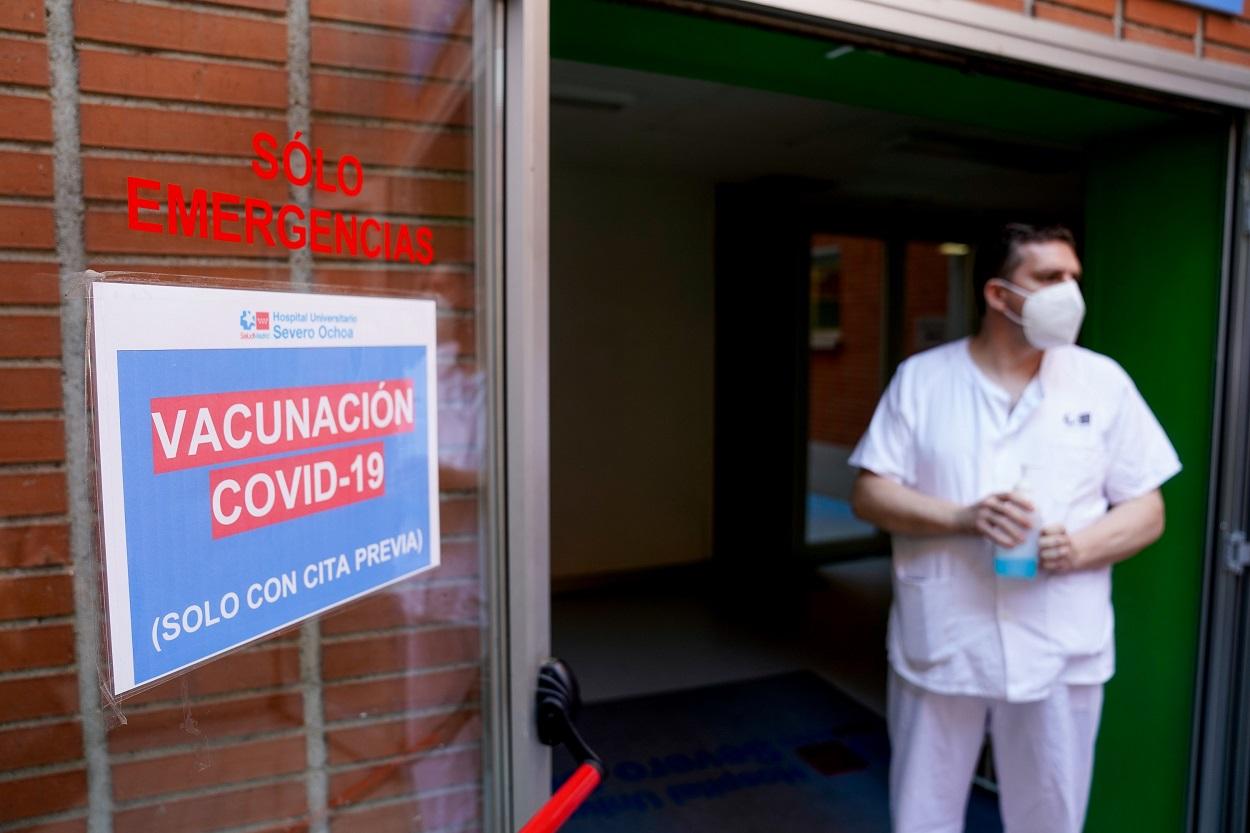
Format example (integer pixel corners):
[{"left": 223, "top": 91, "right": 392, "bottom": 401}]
[{"left": 550, "top": 163, "right": 715, "bottom": 579}]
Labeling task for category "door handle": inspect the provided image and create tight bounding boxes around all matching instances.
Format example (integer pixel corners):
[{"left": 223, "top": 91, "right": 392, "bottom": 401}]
[{"left": 517, "top": 658, "right": 605, "bottom": 833}]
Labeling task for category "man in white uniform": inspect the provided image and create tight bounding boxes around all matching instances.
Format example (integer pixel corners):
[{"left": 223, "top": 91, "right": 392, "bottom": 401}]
[{"left": 848, "top": 223, "right": 1180, "bottom": 833}]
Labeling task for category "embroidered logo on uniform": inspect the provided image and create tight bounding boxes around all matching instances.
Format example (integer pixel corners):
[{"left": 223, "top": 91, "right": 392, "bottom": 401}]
[{"left": 1063, "top": 411, "right": 1091, "bottom": 426}]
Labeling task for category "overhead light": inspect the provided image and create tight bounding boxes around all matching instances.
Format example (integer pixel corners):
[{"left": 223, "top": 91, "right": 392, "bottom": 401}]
[
  {"left": 824, "top": 46, "right": 855, "bottom": 61},
  {"left": 940, "top": 243, "right": 971, "bottom": 256}
]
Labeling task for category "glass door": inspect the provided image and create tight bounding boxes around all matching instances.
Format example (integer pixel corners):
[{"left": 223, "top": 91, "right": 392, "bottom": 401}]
[{"left": 0, "top": 1, "right": 532, "bottom": 831}]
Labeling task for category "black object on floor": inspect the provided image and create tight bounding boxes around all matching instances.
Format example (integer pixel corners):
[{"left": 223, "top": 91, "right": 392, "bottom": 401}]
[{"left": 551, "top": 670, "right": 1003, "bottom": 832}]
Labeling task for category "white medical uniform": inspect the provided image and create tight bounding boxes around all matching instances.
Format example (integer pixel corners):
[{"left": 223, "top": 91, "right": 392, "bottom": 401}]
[{"left": 848, "top": 337, "right": 1181, "bottom": 833}]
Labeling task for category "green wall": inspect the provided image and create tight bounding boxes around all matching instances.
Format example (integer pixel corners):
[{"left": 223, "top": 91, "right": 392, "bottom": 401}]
[
  {"left": 1081, "top": 123, "right": 1227, "bottom": 832},
  {"left": 553, "top": 1, "right": 1231, "bottom": 828},
  {"left": 552, "top": 0, "right": 1178, "bottom": 143}
]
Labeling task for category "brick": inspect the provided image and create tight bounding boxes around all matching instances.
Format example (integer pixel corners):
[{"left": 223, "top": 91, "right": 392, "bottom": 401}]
[
  {"left": 330, "top": 785, "right": 481, "bottom": 833},
  {"left": 0, "top": 260, "right": 60, "bottom": 302},
  {"left": 84, "top": 156, "right": 286, "bottom": 204},
  {"left": 1125, "top": 0, "right": 1200, "bottom": 33},
  {"left": 0, "top": 38, "right": 48, "bottom": 89},
  {"left": 0, "top": 523, "right": 70, "bottom": 568},
  {"left": 81, "top": 103, "right": 284, "bottom": 156},
  {"left": 0, "top": 720, "right": 82, "bottom": 771},
  {"left": 0, "top": 419, "right": 65, "bottom": 463},
  {"left": 108, "top": 692, "right": 304, "bottom": 754},
  {"left": 321, "top": 626, "right": 481, "bottom": 680},
  {"left": 123, "top": 643, "right": 300, "bottom": 706},
  {"left": 0, "top": 367, "right": 63, "bottom": 409},
  {"left": 0, "top": 470, "right": 67, "bottom": 517},
  {"left": 0, "top": 149, "right": 55, "bottom": 196},
  {"left": 313, "top": 173, "right": 472, "bottom": 219},
  {"left": 0, "top": 206, "right": 55, "bottom": 250},
  {"left": 0, "top": 0, "right": 45, "bottom": 34},
  {"left": 112, "top": 779, "right": 307, "bottom": 833},
  {"left": 0, "top": 315, "right": 60, "bottom": 358},
  {"left": 327, "top": 746, "right": 480, "bottom": 809},
  {"left": 0, "top": 672, "right": 79, "bottom": 720},
  {"left": 0, "top": 623, "right": 75, "bottom": 672},
  {"left": 323, "top": 666, "right": 481, "bottom": 721},
  {"left": 1035, "top": 1, "right": 1116, "bottom": 33},
  {"left": 312, "top": 119, "right": 470, "bottom": 171},
  {"left": 1206, "top": 13, "right": 1250, "bottom": 48},
  {"left": 437, "top": 457, "right": 479, "bottom": 493},
  {"left": 195, "top": 0, "right": 286, "bottom": 11},
  {"left": 423, "top": 539, "right": 479, "bottom": 580},
  {"left": 1047, "top": 0, "right": 1116, "bottom": 14},
  {"left": 0, "top": 312, "right": 58, "bottom": 357},
  {"left": 310, "top": 267, "right": 474, "bottom": 310},
  {"left": 435, "top": 314, "right": 475, "bottom": 357},
  {"left": 312, "top": 72, "right": 471, "bottom": 126},
  {"left": 310, "top": 0, "right": 472, "bottom": 36},
  {"left": 321, "top": 584, "right": 480, "bottom": 637},
  {"left": 79, "top": 49, "right": 286, "bottom": 110},
  {"left": 111, "top": 735, "right": 306, "bottom": 802},
  {"left": 0, "top": 770, "right": 86, "bottom": 823},
  {"left": 1206, "top": 41, "right": 1250, "bottom": 65},
  {"left": 439, "top": 497, "right": 478, "bottom": 537},
  {"left": 75, "top": 0, "right": 286, "bottom": 63},
  {"left": 310, "top": 25, "right": 471, "bottom": 81},
  {"left": 0, "top": 95, "right": 52, "bottom": 142},
  {"left": 326, "top": 708, "right": 480, "bottom": 765},
  {"left": 969, "top": 0, "right": 1026, "bottom": 11},
  {"left": 0, "top": 572, "right": 73, "bottom": 620},
  {"left": 1123, "top": 21, "right": 1197, "bottom": 50}
]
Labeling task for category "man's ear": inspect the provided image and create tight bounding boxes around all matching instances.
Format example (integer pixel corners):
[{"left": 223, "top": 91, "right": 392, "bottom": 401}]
[{"left": 983, "top": 278, "right": 1006, "bottom": 315}]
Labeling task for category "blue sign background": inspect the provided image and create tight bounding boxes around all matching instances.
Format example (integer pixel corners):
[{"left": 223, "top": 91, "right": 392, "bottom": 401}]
[
  {"left": 116, "top": 345, "right": 432, "bottom": 688},
  {"left": 1184, "top": 0, "right": 1241, "bottom": 13}
]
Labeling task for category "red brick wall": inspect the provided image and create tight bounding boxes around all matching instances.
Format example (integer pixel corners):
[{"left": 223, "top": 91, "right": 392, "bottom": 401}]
[
  {"left": 0, "top": 1, "right": 484, "bottom": 831},
  {"left": 807, "top": 235, "right": 884, "bottom": 448},
  {"left": 972, "top": 0, "right": 1250, "bottom": 65},
  {"left": 0, "top": 2, "right": 83, "bottom": 829}
]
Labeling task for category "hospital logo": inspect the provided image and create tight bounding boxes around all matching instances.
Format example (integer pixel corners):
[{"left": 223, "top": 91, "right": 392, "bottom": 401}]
[{"left": 239, "top": 310, "right": 271, "bottom": 340}]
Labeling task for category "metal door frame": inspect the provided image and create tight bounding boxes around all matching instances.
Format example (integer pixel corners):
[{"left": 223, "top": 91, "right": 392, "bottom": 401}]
[
  {"left": 499, "top": 0, "right": 552, "bottom": 828},
  {"left": 1188, "top": 115, "right": 1250, "bottom": 833},
  {"left": 501, "top": 0, "right": 1249, "bottom": 828}
]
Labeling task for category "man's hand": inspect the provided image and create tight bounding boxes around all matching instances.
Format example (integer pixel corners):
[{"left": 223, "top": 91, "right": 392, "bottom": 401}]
[
  {"left": 958, "top": 492, "right": 1035, "bottom": 548},
  {"left": 1039, "top": 524, "right": 1083, "bottom": 573}
]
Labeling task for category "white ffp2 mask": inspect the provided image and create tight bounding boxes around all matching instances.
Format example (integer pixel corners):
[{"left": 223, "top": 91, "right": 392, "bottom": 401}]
[{"left": 993, "top": 279, "right": 1086, "bottom": 349}]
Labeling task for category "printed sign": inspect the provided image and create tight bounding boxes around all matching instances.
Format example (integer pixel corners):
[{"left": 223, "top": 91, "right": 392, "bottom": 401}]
[
  {"left": 1179, "top": 0, "right": 1242, "bottom": 12},
  {"left": 91, "top": 281, "right": 440, "bottom": 696}
]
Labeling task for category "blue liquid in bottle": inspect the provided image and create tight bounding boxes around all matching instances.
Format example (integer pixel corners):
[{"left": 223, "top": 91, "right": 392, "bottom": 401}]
[
  {"left": 994, "top": 530, "right": 1039, "bottom": 579},
  {"left": 993, "top": 467, "right": 1039, "bottom": 580}
]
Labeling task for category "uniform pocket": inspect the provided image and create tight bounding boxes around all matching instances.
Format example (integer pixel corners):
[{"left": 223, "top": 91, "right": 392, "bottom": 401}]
[
  {"left": 1046, "top": 570, "right": 1113, "bottom": 655},
  {"left": 893, "top": 574, "right": 954, "bottom": 667}
]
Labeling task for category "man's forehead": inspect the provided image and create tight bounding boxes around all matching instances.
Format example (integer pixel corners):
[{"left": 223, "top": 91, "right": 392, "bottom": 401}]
[{"left": 1016, "top": 240, "right": 1081, "bottom": 271}]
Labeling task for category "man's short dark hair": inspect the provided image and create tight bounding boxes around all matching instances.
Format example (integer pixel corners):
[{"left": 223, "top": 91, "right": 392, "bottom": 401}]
[{"left": 973, "top": 222, "right": 1078, "bottom": 318}]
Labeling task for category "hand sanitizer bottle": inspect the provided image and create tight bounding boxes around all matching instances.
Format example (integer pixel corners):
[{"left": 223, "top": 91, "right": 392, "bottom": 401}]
[{"left": 993, "top": 465, "right": 1040, "bottom": 580}]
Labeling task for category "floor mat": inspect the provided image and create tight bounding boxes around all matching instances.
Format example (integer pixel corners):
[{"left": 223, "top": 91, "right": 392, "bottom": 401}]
[{"left": 552, "top": 670, "right": 1003, "bottom": 832}]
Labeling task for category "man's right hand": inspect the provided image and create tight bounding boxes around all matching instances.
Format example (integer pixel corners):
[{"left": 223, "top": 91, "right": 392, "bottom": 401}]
[{"left": 958, "top": 492, "right": 1035, "bottom": 548}]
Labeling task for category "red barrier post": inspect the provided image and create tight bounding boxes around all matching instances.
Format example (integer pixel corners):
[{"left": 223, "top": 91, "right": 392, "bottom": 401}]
[{"left": 517, "top": 762, "right": 604, "bottom": 833}]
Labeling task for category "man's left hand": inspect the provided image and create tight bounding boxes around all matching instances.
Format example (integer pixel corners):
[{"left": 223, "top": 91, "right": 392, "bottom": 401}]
[{"left": 1039, "top": 524, "right": 1084, "bottom": 574}]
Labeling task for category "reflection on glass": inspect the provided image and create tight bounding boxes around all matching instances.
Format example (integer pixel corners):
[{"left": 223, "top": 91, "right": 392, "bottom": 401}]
[
  {"left": 804, "top": 236, "right": 974, "bottom": 547},
  {"left": 806, "top": 235, "right": 883, "bottom": 546}
]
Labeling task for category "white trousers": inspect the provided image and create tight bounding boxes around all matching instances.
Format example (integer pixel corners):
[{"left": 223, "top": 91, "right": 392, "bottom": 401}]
[{"left": 887, "top": 671, "right": 1104, "bottom": 833}]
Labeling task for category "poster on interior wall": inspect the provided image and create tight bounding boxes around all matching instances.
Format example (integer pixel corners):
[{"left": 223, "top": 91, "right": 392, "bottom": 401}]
[{"left": 90, "top": 280, "right": 441, "bottom": 697}]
